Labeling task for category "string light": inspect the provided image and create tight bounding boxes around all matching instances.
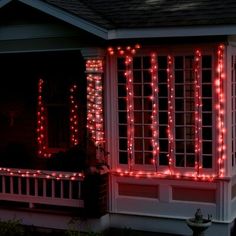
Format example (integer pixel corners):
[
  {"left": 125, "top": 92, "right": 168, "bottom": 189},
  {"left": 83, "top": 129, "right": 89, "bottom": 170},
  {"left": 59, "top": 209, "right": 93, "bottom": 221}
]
[
  {"left": 69, "top": 84, "right": 79, "bottom": 146},
  {"left": 194, "top": 50, "right": 202, "bottom": 175},
  {"left": 167, "top": 56, "right": 174, "bottom": 173},
  {"left": 216, "top": 44, "right": 226, "bottom": 177},
  {"left": 112, "top": 169, "right": 216, "bottom": 182},
  {"left": 0, "top": 167, "right": 84, "bottom": 181},
  {"left": 36, "top": 78, "right": 51, "bottom": 158},
  {"left": 108, "top": 45, "right": 141, "bottom": 170},
  {"left": 125, "top": 55, "right": 135, "bottom": 170},
  {"left": 150, "top": 53, "right": 159, "bottom": 171},
  {"left": 86, "top": 60, "right": 105, "bottom": 146}
]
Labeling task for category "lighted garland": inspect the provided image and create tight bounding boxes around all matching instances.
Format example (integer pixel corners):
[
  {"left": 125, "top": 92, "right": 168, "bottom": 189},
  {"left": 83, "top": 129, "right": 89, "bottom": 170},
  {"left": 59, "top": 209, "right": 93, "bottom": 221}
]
[
  {"left": 150, "top": 53, "right": 159, "bottom": 171},
  {"left": 167, "top": 56, "right": 174, "bottom": 173},
  {"left": 0, "top": 167, "right": 84, "bottom": 181},
  {"left": 216, "top": 45, "right": 226, "bottom": 177},
  {"left": 113, "top": 169, "right": 216, "bottom": 182},
  {"left": 125, "top": 55, "right": 135, "bottom": 169},
  {"left": 194, "top": 50, "right": 202, "bottom": 175},
  {"left": 108, "top": 45, "right": 141, "bottom": 170},
  {"left": 86, "top": 59, "right": 105, "bottom": 146},
  {"left": 36, "top": 78, "right": 51, "bottom": 158},
  {"left": 69, "top": 84, "right": 79, "bottom": 146}
]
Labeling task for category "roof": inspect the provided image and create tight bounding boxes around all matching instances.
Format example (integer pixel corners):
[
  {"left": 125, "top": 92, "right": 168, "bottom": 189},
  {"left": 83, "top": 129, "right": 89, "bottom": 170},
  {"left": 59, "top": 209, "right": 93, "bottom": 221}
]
[
  {"left": 2, "top": 0, "right": 236, "bottom": 40},
  {"left": 43, "top": 0, "right": 236, "bottom": 30}
]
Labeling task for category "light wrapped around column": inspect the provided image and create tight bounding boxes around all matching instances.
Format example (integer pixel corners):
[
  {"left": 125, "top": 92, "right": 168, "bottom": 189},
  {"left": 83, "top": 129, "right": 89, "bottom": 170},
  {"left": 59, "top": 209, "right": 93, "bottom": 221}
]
[{"left": 86, "top": 59, "right": 105, "bottom": 147}]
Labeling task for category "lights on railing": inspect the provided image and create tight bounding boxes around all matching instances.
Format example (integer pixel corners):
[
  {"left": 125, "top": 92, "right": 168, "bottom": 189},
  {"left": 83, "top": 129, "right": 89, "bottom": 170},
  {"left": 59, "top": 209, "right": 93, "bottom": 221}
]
[
  {"left": 0, "top": 167, "right": 84, "bottom": 181},
  {"left": 112, "top": 169, "right": 216, "bottom": 182}
]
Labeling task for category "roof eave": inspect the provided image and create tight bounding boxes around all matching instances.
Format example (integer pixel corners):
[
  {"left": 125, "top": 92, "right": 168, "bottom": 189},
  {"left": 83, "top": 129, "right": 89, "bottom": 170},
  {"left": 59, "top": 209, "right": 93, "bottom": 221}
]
[
  {"left": 108, "top": 25, "right": 236, "bottom": 40},
  {"left": 17, "top": 0, "right": 108, "bottom": 39}
]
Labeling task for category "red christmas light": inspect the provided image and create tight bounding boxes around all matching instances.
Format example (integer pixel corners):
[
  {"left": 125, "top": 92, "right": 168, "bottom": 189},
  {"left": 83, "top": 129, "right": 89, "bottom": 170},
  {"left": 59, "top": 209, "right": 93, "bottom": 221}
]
[
  {"left": 216, "top": 44, "right": 226, "bottom": 177},
  {"left": 125, "top": 55, "right": 135, "bottom": 170},
  {"left": 69, "top": 84, "right": 79, "bottom": 146},
  {"left": 194, "top": 50, "right": 202, "bottom": 175},
  {"left": 167, "top": 56, "right": 174, "bottom": 173},
  {"left": 86, "top": 60, "right": 105, "bottom": 146},
  {"left": 36, "top": 78, "right": 51, "bottom": 158},
  {"left": 150, "top": 53, "right": 159, "bottom": 171}
]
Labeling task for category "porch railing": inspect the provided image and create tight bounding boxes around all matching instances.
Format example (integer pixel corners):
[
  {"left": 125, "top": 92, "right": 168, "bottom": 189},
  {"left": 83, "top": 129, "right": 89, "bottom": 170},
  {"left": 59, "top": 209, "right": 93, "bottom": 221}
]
[{"left": 0, "top": 168, "right": 84, "bottom": 209}]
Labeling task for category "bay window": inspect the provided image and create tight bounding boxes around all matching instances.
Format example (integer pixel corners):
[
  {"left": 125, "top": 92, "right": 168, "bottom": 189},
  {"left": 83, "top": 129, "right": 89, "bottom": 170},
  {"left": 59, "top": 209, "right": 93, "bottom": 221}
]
[{"left": 117, "top": 50, "right": 214, "bottom": 172}]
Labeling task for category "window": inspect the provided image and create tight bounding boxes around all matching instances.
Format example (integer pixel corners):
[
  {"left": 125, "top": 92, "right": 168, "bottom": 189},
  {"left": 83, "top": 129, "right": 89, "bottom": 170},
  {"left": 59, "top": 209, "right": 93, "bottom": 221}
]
[{"left": 117, "top": 52, "right": 213, "bottom": 170}]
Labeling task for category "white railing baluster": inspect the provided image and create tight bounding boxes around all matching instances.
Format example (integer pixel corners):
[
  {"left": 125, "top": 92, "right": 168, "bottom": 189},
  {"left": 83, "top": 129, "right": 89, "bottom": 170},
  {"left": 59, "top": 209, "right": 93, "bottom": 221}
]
[
  {"left": 43, "top": 179, "right": 46, "bottom": 197},
  {"left": 18, "top": 178, "right": 21, "bottom": 195},
  {"left": 0, "top": 168, "right": 84, "bottom": 208},
  {"left": 10, "top": 176, "right": 13, "bottom": 194},
  {"left": 52, "top": 180, "right": 55, "bottom": 198},
  {"left": 2, "top": 176, "right": 5, "bottom": 194},
  {"left": 61, "top": 180, "right": 64, "bottom": 198},
  {"left": 35, "top": 179, "right": 38, "bottom": 196},
  {"left": 69, "top": 181, "right": 72, "bottom": 199},
  {"left": 26, "top": 178, "right": 30, "bottom": 195}
]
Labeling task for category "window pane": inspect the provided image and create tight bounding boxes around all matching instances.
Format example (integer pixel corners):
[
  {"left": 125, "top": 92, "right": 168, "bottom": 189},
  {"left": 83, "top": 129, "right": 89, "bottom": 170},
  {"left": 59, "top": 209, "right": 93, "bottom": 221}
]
[
  {"left": 175, "top": 57, "right": 183, "bottom": 69},
  {"left": 176, "top": 155, "right": 184, "bottom": 167},
  {"left": 158, "top": 56, "right": 167, "bottom": 69},
  {"left": 186, "top": 155, "right": 195, "bottom": 167},
  {"left": 158, "top": 70, "right": 167, "bottom": 83},
  {"left": 159, "top": 140, "right": 168, "bottom": 152},
  {"left": 159, "top": 84, "right": 168, "bottom": 97},
  {"left": 175, "top": 71, "right": 184, "bottom": 83},
  {"left": 144, "top": 152, "right": 153, "bottom": 164},
  {"left": 133, "top": 57, "right": 141, "bottom": 69},
  {"left": 117, "top": 58, "right": 125, "bottom": 70},
  {"left": 119, "top": 152, "right": 128, "bottom": 164},
  {"left": 135, "top": 152, "right": 143, "bottom": 164},
  {"left": 133, "top": 84, "right": 142, "bottom": 96},
  {"left": 119, "top": 112, "right": 127, "bottom": 124},
  {"left": 159, "top": 153, "right": 168, "bottom": 165},
  {"left": 133, "top": 71, "right": 142, "bottom": 83},
  {"left": 143, "top": 56, "right": 151, "bottom": 69},
  {"left": 202, "top": 56, "right": 212, "bottom": 68},
  {"left": 119, "top": 139, "right": 127, "bottom": 151},
  {"left": 143, "top": 71, "right": 152, "bottom": 83},
  {"left": 202, "top": 70, "right": 212, "bottom": 83},
  {"left": 202, "top": 155, "right": 212, "bottom": 168}
]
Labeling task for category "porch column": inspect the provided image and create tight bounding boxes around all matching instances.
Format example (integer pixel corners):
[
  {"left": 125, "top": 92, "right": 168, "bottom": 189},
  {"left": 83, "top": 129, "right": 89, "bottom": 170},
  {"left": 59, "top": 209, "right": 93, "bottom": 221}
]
[{"left": 81, "top": 48, "right": 106, "bottom": 167}]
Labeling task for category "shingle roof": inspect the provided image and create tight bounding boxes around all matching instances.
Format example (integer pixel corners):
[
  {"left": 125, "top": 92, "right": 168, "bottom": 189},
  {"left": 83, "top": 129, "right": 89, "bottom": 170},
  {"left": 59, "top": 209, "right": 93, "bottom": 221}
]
[{"left": 43, "top": 0, "right": 236, "bottom": 30}]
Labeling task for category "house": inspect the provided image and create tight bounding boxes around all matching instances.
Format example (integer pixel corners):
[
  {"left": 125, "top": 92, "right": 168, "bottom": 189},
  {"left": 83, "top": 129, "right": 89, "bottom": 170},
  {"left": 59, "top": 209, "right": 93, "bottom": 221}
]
[{"left": 1, "top": 0, "right": 236, "bottom": 235}]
